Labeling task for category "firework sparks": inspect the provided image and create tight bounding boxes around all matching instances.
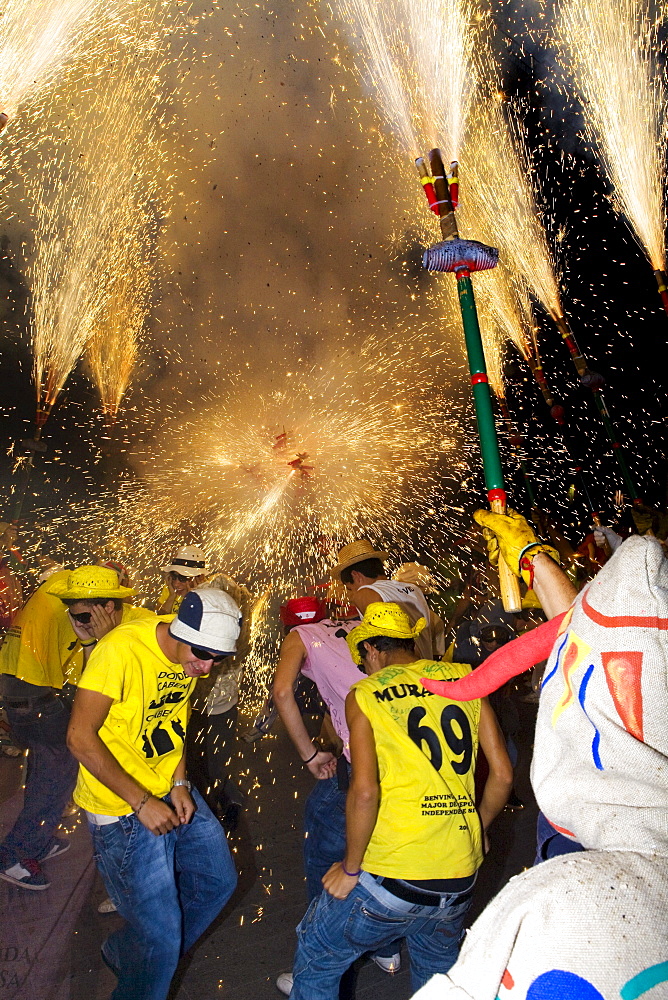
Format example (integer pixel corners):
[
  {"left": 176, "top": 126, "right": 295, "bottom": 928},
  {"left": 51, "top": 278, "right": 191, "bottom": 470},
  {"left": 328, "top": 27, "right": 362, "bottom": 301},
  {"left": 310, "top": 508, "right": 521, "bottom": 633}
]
[
  {"left": 0, "top": 0, "right": 131, "bottom": 123},
  {"left": 24, "top": 3, "right": 173, "bottom": 425},
  {"left": 557, "top": 0, "right": 667, "bottom": 275}
]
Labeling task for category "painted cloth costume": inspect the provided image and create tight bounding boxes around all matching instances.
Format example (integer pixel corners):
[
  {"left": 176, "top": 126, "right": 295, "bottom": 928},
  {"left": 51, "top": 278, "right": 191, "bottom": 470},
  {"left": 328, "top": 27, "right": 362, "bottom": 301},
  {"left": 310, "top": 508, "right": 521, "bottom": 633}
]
[{"left": 413, "top": 536, "right": 668, "bottom": 1000}]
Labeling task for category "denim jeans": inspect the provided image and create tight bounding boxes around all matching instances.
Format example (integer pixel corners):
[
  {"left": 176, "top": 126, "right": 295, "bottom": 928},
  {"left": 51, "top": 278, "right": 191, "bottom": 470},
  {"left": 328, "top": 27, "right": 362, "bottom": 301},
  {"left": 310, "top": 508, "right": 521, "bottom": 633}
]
[
  {"left": 303, "top": 775, "right": 347, "bottom": 901},
  {"left": 89, "top": 788, "right": 237, "bottom": 1000},
  {"left": 534, "top": 811, "right": 584, "bottom": 865},
  {"left": 0, "top": 693, "right": 79, "bottom": 867},
  {"left": 290, "top": 870, "right": 474, "bottom": 999}
]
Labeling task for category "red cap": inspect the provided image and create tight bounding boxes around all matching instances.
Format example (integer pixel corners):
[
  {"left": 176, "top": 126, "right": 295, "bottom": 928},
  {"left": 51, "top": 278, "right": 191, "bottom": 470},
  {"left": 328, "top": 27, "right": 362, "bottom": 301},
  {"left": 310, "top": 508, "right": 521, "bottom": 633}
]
[{"left": 280, "top": 597, "right": 327, "bottom": 628}]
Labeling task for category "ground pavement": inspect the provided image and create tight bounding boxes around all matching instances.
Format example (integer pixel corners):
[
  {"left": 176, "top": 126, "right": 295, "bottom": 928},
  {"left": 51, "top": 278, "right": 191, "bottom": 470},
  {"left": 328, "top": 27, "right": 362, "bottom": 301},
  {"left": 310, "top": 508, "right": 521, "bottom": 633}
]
[{"left": 0, "top": 695, "right": 539, "bottom": 1000}]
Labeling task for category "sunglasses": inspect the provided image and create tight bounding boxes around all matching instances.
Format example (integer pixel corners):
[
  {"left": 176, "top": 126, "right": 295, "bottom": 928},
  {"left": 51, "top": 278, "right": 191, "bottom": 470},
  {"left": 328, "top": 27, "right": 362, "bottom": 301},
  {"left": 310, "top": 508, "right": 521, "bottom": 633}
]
[
  {"left": 170, "top": 572, "right": 190, "bottom": 583},
  {"left": 479, "top": 627, "right": 510, "bottom": 643},
  {"left": 70, "top": 611, "right": 93, "bottom": 624},
  {"left": 190, "top": 646, "right": 227, "bottom": 663}
]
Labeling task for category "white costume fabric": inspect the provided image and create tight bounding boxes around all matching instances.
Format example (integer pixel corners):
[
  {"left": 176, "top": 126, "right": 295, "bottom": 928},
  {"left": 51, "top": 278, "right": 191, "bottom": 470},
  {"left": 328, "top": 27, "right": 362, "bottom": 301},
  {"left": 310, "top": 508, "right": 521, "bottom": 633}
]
[{"left": 413, "top": 536, "right": 668, "bottom": 1000}]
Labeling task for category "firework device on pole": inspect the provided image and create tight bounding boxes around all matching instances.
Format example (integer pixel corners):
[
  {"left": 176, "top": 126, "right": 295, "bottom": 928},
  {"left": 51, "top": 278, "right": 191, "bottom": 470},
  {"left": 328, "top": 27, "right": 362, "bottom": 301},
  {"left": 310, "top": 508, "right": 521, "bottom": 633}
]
[
  {"left": 418, "top": 150, "right": 522, "bottom": 613},
  {"left": 653, "top": 269, "right": 668, "bottom": 316},
  {"left": 547, "top": 309, "right": 640, "bottom": 502}
]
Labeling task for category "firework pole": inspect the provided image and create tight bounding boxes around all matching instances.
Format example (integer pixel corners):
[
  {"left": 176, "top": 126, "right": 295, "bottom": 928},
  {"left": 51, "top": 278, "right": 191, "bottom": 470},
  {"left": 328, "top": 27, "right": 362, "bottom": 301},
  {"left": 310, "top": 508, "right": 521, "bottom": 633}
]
[
  {"left": 548, "top": 310, "right": 640, "bottom": 502},
  {"left": 418, "top": 150, "right": 522, "bottom": 613}
]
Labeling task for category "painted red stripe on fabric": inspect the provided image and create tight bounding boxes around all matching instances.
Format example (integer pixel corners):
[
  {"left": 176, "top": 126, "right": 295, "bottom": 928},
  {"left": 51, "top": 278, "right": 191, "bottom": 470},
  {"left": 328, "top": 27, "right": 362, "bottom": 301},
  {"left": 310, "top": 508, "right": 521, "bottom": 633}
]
[{"left": 582, "top": 589, "right": 668, "bottom": 630}]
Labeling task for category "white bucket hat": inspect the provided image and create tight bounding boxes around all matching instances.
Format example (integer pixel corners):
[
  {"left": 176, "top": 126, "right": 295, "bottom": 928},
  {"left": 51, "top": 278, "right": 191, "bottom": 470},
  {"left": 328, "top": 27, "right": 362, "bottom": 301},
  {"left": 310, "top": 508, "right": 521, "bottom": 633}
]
[
  {"left": 169, "top": 587, "right": 241, "bottom": 655},
  {"left": 161, "top": 545, "right": 208, "bottom": 578}
]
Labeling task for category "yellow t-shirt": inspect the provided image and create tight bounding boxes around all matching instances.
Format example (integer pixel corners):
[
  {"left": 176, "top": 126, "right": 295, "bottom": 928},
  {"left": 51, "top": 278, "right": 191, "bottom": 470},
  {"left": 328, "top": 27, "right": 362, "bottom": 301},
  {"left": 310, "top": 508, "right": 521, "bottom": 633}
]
[
  {"left": 0, "top": 580, "right": 154, "bottom": 690},
  {"left": 74, "top": 614, "right": 195, "bottom": 815},
  {"left": 157, "top": 585, "right": 183, "bottom": 613},
  {"left": 353, "top": 659, "right": 483, "bottom": 881}
]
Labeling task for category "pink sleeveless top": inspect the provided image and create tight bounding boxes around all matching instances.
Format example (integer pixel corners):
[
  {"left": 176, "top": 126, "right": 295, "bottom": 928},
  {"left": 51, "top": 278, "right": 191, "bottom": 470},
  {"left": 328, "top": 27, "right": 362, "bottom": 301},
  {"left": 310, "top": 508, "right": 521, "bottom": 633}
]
[{"left": 295, "top": 618, "right": 362, "bottom": 761}]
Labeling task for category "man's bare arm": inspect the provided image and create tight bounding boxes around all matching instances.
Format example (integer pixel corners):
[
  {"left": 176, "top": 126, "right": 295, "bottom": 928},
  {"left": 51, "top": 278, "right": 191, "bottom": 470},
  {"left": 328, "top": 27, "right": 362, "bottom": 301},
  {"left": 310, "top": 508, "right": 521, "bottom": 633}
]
[
  {"left": 67, "top": 688, "right": 179, "bottom": 835},
  {"left": 323, "top": 689, "right": 379, "bottom": 899},
  {"left": 477, "top": 697, "right": 514, "bottom": 837},
  {"left": 530, "top": 552, "right": 577, "bottom": 619},
  {"left": 272, "top": 630, "right": 336, "bottom": 779}
]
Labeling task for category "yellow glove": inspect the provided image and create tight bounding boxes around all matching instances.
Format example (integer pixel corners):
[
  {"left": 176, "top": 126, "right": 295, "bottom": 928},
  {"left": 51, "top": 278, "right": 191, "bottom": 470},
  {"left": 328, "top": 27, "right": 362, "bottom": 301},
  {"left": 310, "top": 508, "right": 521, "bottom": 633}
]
[{"left": 474, "top": 508, "right": 560, "bottom": 587}]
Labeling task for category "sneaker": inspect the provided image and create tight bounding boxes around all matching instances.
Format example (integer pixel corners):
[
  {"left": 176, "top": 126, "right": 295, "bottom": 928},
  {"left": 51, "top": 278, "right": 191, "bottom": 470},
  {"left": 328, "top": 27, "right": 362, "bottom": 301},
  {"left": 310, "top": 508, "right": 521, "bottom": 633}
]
[
  {"left": 276, "top": 971, "right": 293, "bottom": 995},
  {"left": 372, "top": 952, "right": 401, "bottom": 974},
  {"left": 0, "top": 859, "right": 50, "bottom": 890},
  {"left": 39, "top": 838, "right": 71, "bottom": 861},
  {"left": 98, "top": 896, "right": 117, "bottom": 914}
]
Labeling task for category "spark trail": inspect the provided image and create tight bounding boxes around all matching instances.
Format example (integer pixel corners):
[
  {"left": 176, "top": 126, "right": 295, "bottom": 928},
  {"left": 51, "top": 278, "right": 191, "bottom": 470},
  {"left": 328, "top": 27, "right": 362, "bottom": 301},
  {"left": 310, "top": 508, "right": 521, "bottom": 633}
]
[
  {"left": 558, "top": 0, "right": 668, "bottom": 295},
  {"left": 25, "top": 3, "right": 172, "bottom": 427},
  {"left": 0, "top": 0, "right": 133, "bottom": 126}
]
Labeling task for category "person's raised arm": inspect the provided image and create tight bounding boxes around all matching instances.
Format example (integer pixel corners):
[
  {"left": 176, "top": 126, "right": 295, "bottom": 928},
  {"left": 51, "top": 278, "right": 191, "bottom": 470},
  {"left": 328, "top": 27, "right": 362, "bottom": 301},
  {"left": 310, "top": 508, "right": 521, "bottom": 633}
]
[
  {"left": 323, "top": 689, "right": 379, "bottom": 900},
  {"left": 474, "top": 508, "right": 577, "bottom": 620},
  {"left": 67, "top": 688, "right": 179, "bottom": 835},
  {"left": 272, "top": 629, "right": 336, "bottom": 779},
  {"left": 476, "top": 698, "right": 513, "bottom": 848}
]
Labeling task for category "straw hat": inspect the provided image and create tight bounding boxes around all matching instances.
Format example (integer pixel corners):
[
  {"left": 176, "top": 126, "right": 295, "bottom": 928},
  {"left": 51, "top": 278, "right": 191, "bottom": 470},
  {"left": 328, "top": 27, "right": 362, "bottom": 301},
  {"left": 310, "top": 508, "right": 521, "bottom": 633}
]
[
  {"left": 162, "top": 545, "right": 208, "bottom": 578},
  {"left": 331, "top": 540, "right": 389, "bottom": 580},
  {"left": 394, "top": 561, "right": 437, "bottom": 593},
  {"left": 46, "top": 565, "right": 136, "bottom": 600},
  {"left": 346, "top": 601, "right": 426, "bottom": 665}
]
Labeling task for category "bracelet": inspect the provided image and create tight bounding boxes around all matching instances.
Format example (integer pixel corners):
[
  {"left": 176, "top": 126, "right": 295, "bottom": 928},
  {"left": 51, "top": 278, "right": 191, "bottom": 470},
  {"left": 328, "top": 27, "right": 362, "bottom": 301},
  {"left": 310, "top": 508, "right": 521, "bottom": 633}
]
[
  {"left": 342, "top": 863, "right": 361, "bottom": 877},
  {"left": 80, "top": 639, "right": 97, "bottom": 647},
  {"left": 134, "top": 791, "right": 151, "bottom": 817},
  {"left": 303, "top": 745, "right": 320, "bottom": 764}
]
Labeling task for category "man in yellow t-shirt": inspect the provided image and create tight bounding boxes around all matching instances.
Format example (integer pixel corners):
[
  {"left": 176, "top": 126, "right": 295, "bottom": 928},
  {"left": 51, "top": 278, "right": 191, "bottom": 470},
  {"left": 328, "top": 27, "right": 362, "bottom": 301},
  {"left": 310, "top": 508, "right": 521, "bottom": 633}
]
[
  {"left": 0, "top": 565, "right": 150, "bottom": 891},
  {"left": 290, "top": 603, "right": 513, "bottom": 1000},
  {"left": 66, "top": 587, "right": 241, "bottom": 1000},
  {"left": 156, "top": 544, "right": 209, "bottom": 614}
]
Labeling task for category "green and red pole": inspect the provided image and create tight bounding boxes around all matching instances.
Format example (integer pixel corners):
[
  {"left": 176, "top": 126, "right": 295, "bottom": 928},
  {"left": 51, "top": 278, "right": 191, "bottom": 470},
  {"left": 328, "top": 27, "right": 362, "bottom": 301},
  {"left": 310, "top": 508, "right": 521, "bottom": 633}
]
[{"left": 419, "top": 150, "right": 522, "bottom": 613}]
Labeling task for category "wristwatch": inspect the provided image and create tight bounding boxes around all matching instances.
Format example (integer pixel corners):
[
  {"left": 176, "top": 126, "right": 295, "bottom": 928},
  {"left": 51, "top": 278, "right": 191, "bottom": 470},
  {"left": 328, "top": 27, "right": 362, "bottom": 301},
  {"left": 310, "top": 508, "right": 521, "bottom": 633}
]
[{"left": 172, "top": 779, "right": 192, "bottom": 791}]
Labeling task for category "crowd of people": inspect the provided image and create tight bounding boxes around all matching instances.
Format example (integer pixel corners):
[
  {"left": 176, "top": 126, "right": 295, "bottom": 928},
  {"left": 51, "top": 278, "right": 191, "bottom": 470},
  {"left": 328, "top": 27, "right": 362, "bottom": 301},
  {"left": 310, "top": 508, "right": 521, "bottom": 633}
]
[{"left": 0, "top": 503, "right": 666, "bottom": 1000}]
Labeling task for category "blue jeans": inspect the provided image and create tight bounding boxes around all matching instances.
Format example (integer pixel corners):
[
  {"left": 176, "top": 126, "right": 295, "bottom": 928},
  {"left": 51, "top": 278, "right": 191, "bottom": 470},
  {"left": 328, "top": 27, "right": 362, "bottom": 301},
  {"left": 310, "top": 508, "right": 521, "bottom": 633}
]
[
  {"left": 304, "top": 775, "right": 347, "bottom": 901},
  {"left": 290, "top": 870, "right": 474, "bottom": 999},
  {"left": 89, "top": 788, "right": 237, "bottom": 1000},
  {"left": 534, "top": 811, "right": 584, "bottom": 865},
  {"left": 303, "top": 774, "right": 399, "bottom": 966},
  {"left": 0, "top": 693, "right": 79, "bottom": 867}
]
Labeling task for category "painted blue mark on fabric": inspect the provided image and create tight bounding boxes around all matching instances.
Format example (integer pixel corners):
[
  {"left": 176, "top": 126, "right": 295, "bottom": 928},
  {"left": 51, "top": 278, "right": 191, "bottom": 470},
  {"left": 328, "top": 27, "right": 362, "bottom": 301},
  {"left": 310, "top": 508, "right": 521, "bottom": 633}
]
[
  {"left": 526, "top": 969, "right": 604, "bottom": 1000},
  {"left": 621, "top": 962, "right": 668, "bottom": 1000},
  {"left": 526, "top": 970, "right": 604, "bottom": 1000},
  {"left": 578, "top": 663, "right": 604, "bottom": 770},
  {"left": 542, "top": 631, "right": 570, "bottom": 690}
]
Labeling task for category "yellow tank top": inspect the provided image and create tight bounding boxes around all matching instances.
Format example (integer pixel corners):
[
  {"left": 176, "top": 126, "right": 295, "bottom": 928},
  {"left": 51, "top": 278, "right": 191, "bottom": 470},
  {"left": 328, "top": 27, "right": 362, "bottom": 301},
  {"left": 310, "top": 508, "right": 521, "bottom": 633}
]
[{"left": 353, "top": 659, "right": 483, "bottom": 880}]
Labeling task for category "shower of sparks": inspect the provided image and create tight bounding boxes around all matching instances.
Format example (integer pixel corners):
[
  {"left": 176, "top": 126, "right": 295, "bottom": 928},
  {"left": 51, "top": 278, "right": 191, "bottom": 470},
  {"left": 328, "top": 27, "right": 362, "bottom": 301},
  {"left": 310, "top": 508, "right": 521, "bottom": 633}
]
[
  {"left": 0, "top": 0, "right": 131, "bottom": 123},
  {"left": 25, "top": 3, "right": 172, "bottom": 418},
  {"left": 461, "top": 91, "right": 565, "bottom": 321},
  {"left": 85, "top": 252, "right": 148, "bottom": 420},
  {"left": 134, "top": 341, "right": 459, "bottom": 588},
  {"left": 557, "top": 0, "right": 667, "bottom": 272},
  {"left": 402, "top": 0, "right": 482, "bottom": 160},
  {"left": 328, "top": 0, "right": 484, "bottom": 160}
]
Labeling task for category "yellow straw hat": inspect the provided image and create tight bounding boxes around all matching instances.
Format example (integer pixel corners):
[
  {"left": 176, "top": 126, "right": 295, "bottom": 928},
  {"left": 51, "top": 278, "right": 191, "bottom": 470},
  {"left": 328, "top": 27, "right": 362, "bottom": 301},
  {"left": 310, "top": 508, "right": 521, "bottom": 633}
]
[
  {"left": 346, "top": 601, "right": 426, "bottom": 665},
  {"left": 46, "top": 565, "right": 136, "bottom": 600},
  {"left": 331, "top": 540, "right": 389, "bottom": 580}
]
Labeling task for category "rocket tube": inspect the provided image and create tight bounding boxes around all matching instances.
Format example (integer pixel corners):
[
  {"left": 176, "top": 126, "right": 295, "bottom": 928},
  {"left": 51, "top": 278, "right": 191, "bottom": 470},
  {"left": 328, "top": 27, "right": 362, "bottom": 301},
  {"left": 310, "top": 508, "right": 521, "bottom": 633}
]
[
  {"left": 415, "top": 158, "right": 439, "bottom": 215},
  {"left": 447, "top": 161, "right": 459, "bottom": 210},
  {"left": 427, "top": 148, "right": 458, "bottom": 240},
  {"left": 653, "top": 269, "right": 668, "bottom": 316}
]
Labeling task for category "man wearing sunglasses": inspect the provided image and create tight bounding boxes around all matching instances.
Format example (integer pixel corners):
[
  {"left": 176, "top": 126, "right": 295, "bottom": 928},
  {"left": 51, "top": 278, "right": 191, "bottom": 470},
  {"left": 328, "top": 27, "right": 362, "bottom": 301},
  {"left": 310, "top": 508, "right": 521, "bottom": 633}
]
[
  {"left": 157, "top": 545, "right": 209, "bottom": 614},
  {"left": 0, "top": 565, "right": 152, "bottom": 891},
  {"left": 66, "top": 587, "right": 241, "bottom": 1000}
]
